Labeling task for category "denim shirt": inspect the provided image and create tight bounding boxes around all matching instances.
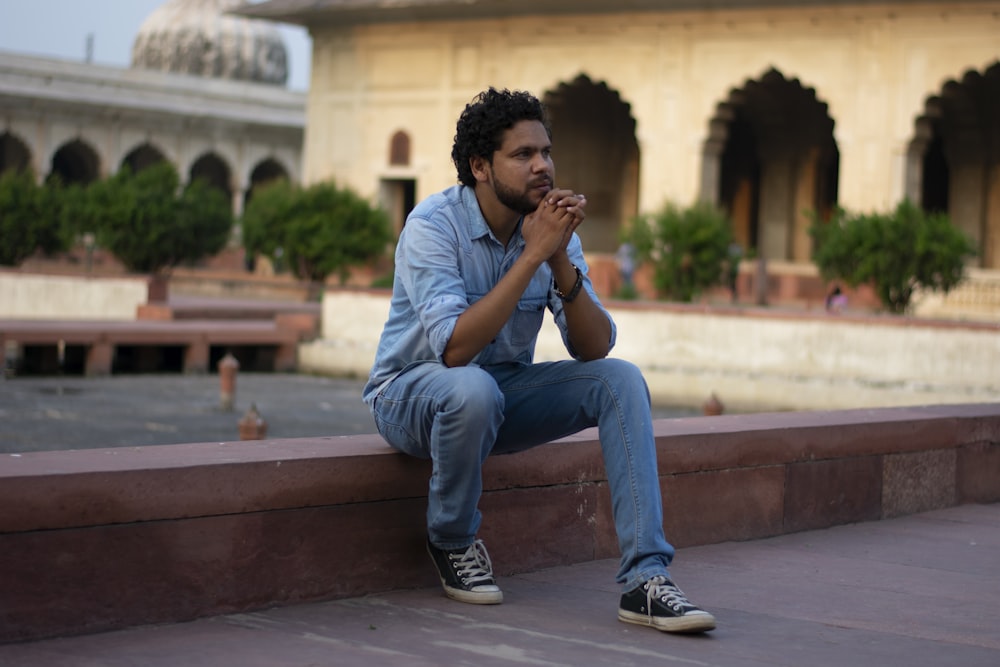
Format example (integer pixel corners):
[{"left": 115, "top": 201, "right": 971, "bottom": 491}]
[{"left": 362, "top": 185, "right": 617, "bottom": 405}]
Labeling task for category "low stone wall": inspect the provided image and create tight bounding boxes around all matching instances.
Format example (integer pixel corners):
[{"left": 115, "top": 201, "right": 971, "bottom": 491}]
[
  {"left": 1, "top": 403, "right": 997, "bottom": 642},
  {"left": 0, "top": 271, "right": 151, "bottom": 320},
  {"left": 300, "top": 290, "right": 1000, "bottom": 412},
  {"left": 913, "top": 268, "right": 1000, "bottom": 322},
  {"left": 169, "top": 268, "right": 315, "bottom": 303}
]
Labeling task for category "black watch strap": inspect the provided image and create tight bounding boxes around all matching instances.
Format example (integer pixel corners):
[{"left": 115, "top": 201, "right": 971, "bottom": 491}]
[{"left": 554, "top": 264, "right": 583, "bottom": 303}]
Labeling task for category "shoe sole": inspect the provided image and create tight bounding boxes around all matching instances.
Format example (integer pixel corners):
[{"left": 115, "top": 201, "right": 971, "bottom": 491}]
[
  {"left": 618, "top": 609, "right": 716, "bottom": 633},
  {"left": 425, "top": 540, "right": 504, "bottom": 605},
  {"left": 442, "top": 584, "right": 504, "bottom": 605}
]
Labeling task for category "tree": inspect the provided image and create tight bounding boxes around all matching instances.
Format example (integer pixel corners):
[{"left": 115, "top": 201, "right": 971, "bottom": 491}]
[
  {"left": 242, "top": 179, "right": 391, "bottom": 287},
  {"left": 174, "top": 178, "right": 234, "bottom": 267},
  {"left": 0, "top": 170, "right": 70, "bottom": 266},
  {"left": 84, "top": 163, "right": 232, "bottom": 274},
  {"left": 241, "top": 179, "right": 296, "bottom": 265},
  {"left": 810, "top": 200, "right": 976, "bottom": 314},
  {"left": 622, "top": 201, "right": 734, "bottom": 302}
]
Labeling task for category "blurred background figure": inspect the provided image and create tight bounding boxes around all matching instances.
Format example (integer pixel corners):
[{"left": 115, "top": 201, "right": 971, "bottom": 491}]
[{"left": 826, "top": 285, "right": 848, "bottom": 313}]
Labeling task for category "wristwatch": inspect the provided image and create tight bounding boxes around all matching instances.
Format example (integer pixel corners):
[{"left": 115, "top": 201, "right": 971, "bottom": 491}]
[{"left": 554, "top": 264, "right": 583, "bottom": 303}]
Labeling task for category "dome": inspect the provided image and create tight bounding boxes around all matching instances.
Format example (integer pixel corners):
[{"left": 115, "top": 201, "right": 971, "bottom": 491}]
[{"left": 131, "top": 0, "right": 288, "bottom": 86}]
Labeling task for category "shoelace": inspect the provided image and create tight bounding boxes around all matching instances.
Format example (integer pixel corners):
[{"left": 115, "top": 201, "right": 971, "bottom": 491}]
[
  {"left": 449, "top": 539, "right": 495, "bottom": 587},
  {"left": 645, "top": 575, "right": 695, "bottom": 614}
]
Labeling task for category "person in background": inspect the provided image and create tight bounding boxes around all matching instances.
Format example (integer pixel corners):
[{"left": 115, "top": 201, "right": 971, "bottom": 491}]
[
  {"left": 363, "top": 87, "right": 716, "bottom": 634},
  {"left": 826, "top": 285, "right": 848, "bottom": 313}
]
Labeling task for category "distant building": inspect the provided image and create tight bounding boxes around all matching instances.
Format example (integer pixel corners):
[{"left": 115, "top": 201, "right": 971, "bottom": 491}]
[
  {"left": 0, "top": 0, "right": 304, "bottom": 220},
  {"left": 239, "top": 0, "right": 1000, "bottom": 269}
]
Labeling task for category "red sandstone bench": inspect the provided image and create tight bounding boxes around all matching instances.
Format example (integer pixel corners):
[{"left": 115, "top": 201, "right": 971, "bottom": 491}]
[
  {"left": 0, "top": 404, "right": 997, "bottom": 642},
  {"left": 0, "top": 319, "right": 302, "bottom": 374}
]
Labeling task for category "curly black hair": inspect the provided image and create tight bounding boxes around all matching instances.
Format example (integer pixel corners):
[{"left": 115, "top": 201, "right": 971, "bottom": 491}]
[{"left": 451, "top": 88, "right": 551, "bottom": 187}]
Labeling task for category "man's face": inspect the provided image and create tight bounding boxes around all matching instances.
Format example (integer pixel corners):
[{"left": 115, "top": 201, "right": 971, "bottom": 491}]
[{"left": 487, "top": 120, "right": 554, "bottom": 215}]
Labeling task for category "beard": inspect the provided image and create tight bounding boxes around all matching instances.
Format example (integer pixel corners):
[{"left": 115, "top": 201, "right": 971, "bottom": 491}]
[{"left": 492, "top": 172, "right": 545, "bottom": 216}]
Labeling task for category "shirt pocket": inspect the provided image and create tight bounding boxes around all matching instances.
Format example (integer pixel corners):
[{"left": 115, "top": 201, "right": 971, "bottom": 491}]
[{"left": 511, "top": 294, "right": 547, "bottom": 347}]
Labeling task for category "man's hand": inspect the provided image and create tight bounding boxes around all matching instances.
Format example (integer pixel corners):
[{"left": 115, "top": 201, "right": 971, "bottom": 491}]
[
  {"left": 550, "top": 191, "right": 586, "bottom": 256},
  {"left": 521, "top": 189, "right": 587, "bottom": 262}
]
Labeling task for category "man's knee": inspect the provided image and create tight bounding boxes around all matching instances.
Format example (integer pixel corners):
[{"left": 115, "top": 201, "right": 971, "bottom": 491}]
[
  {"left": 441, "top": 366, "right": 504, "bottom": 419},
  {"left": 595, "top": 357, "right": 644, "bottom": 382},
  {"left": 593, "top": 358, "right": 650, "bottom": 399}
]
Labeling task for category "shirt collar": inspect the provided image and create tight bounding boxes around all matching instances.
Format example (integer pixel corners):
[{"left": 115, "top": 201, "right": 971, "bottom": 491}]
[{"left": 460, "top": 185, "right": 526, "bottom": 248}]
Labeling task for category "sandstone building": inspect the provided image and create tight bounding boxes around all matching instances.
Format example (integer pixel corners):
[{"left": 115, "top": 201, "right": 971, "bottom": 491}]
[{"left": 240, "top": 0, "right": 1000, "bottom": 269}]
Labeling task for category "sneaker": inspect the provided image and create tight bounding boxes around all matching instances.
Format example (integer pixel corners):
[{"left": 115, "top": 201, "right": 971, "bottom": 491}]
[
  {"left": 618, "top": 576, "right": 716, "bottom": 633},
  {"left": 426, "top": 537, "right": 504, "bottom": 605}
]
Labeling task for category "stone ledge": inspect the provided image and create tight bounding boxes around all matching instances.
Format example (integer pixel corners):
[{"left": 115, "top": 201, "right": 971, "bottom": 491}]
[
  {"left": 1, "top": 403, "right": 998, "bottom": 642},
  {"left": 0, "top": 319, "right": 301, "bottom": 374}
]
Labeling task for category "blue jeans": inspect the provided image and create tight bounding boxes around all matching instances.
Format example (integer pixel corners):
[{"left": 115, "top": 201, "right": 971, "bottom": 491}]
[{"left": 370, "top": 357, "right": 675, "bottom": 592}]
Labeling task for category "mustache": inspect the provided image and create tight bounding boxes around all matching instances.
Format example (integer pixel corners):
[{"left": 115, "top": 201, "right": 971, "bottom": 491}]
[{"left": 529, "top": 177, "right": 553, "bottom": 188}]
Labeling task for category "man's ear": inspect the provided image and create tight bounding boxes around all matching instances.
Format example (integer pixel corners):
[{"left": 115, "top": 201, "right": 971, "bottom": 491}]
[{"left": 469, "top": 155, "right": 491, "bottom": 184}]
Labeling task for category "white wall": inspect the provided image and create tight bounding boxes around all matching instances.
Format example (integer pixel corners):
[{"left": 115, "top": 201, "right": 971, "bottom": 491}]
[
  {"left": 303, "top": 290, "right": 1000, "bottom": 412},
  {"left": 0, "top": 273, "right": 148, "bottom": 320}
]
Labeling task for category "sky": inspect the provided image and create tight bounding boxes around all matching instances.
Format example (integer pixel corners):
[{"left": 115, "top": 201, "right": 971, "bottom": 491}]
[{"left": 0, "top": 0, "right": 312, "bottom": 91}]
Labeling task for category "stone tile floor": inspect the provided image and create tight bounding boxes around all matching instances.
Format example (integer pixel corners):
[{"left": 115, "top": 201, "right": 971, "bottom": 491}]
[{"left": 1, "top": 504, "right": 997, "bottom": 666}]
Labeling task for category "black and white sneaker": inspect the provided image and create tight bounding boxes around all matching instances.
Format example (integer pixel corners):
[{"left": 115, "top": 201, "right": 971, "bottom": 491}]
[
  {"left": 426, "top": 538, "right": 504, "bottom": 605},
  {"left": 618, "top": 576, "right": 716, "bottom": 633}
]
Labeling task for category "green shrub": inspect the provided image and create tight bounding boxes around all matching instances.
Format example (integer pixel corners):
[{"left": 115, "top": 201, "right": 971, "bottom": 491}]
[
  {"left": 242, "top": 179, "right": 391, "bottom": 286},
  {"left": 0, "top": 170, "right": 70, "bottom": 266},
  {"left": 174, "top": 178, "right": 234, "bottom": 267},
  {"left": 241, "top": 179, "right": 295, "bottom": 261},
  {"left": 810, "top": 200, "right": 976, "bottom": 314},
  {"left": 622, "top": 201, "right": 734, "bottom": 302},
  {"left": 84, "top": 163, "right": 232, "bottom": 274}
]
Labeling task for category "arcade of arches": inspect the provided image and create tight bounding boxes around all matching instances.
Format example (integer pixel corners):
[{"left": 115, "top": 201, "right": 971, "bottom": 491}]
[
  {"left": 5, "top": 62, "right": 997, "bottom": 268},
  {"left": 0, "top": 131, "right": 292, "bottom": 216},
  {"left": 526, "top": 65, "right": 997, "bottom": 268}
]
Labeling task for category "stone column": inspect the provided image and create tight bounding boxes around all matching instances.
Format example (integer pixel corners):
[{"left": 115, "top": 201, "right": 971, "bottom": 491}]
[
  {"left": 791, "top": 147, "right": 819, "bottom": 263},
  {"left": 757, "top": 149, "right": 796, "bottom": 262},
  {"left": 985, "top": 163, "right": 1000, "bottom": 268}
]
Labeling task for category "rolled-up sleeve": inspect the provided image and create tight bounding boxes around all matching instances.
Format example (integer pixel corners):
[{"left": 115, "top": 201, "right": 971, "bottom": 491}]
[{"left": 397, "top": 217, "right": 469, "bottom": 362}]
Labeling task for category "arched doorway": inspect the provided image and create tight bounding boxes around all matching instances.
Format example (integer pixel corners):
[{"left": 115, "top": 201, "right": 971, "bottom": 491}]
[
  {"left": 121, "top": 143, "right": 167, "bottom": 173},
  {"left": 908, "top": 61, "right": 1000, "bottom": 268},
  {"left": 242, "top": 158, "right": 291, "bottom": 272},
  {"left": 704, "top": 69, "right": 839, "bottom": 262},
  {"left": 245, "top": 157, "right": 289, "bottom": 204},
  {"left": 0, "top": 131, "right": 32, "bottom": 175},
  {"left": 543, "top": 75, "right": 639, "bottom": 253},
  {"left": 49, "top": 139, "right": 100, "bottom": 185},
  {"left": 189, "top": 152, "right": 233, "bottom": 201}
]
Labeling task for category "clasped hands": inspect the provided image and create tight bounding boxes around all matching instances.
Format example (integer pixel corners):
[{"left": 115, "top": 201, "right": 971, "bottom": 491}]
[{"left": 522, "top": 188, "right": 587, "bottom": 262}]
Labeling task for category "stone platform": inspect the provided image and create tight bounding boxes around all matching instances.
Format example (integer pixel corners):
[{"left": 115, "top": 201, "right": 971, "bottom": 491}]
[{"left": 1, "top": 401, "right": 997, "bottom": 644}]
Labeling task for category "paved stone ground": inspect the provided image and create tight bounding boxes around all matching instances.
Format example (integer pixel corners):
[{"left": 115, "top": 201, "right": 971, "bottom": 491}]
[
  {"left": 1, "top": 503, "right": 997, "bottom": 666},
  {"left": 0, "top": 373, "right": 377, "bottom": 453},
  {"left": 0, "top": 373, "right": 700, "bottom": 453}
]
